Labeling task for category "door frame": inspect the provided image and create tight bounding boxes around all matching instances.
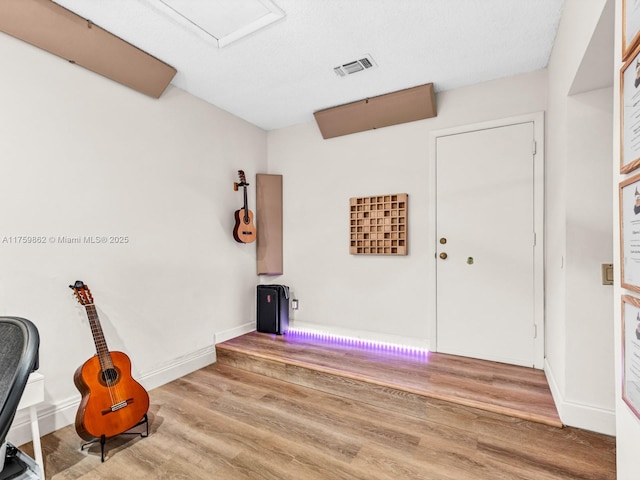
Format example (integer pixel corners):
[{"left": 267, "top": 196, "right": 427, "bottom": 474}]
[{"left": 427, "top": 112, "right": 545, "bottom": 368}]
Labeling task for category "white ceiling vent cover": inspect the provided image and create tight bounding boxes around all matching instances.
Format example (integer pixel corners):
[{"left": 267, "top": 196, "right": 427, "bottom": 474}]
[{"left": 334, "top": 54, "right": 377, "bottom": 77}]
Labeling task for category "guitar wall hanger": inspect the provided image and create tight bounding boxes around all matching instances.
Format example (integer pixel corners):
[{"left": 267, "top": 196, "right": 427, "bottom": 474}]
[{"left": 233, "top": 170, "right": 256, "bottom": 244}]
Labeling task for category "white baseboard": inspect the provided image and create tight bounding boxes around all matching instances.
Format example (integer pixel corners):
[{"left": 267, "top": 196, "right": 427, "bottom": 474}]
[
  {"left": 544, "top": 359, "right": 616, "bottom": 436},
  {"left": 214, "top": 322, "right": 255, "bottom": 344},
  {"left": 289, "top": 320, "right": 430, "bottom": 351},
  {"left": 140, "top": 344, "right": 217, "bottom": 392},
  {"left": 560, "top": 400, "right": 616, "bottom": 436},
  {"left": 7, "top": 344, "right": 217, "bottom": 447},
  {"left": 544, "top": 358, "right": 563, "bottom": 416},
  {"left": 212, "top": 320, "right": 430, "bottom": 352}
]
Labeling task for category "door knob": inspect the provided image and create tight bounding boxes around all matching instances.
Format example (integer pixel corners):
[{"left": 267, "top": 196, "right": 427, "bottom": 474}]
[
  {"left": 439, "top": 252, "right": 448, "bottom": 260},
  {"left": 439, "top": 238, "right": 447, "bottom": 244}
]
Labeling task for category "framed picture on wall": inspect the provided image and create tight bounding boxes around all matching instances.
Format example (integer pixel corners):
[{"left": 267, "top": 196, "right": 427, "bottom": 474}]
[
  {"left": 624, "top": 0, "right": 640, "bottom": 60},
  {"left": 622, "top": 295, "right": 640, "bottom": 420},
  {"left": 620, "top": 173, "right": 640, "bottom": 292},
  {"left": 621, "top": 44, "right": 640, "bottom": 174}
]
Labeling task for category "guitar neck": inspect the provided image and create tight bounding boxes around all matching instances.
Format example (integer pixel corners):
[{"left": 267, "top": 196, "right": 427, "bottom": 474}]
[
  {"left": 243, "top": 185, "right": 249, "bottom": 223},
  {"left": 84, "top": 304, "right": 114, "bottom": 371}
]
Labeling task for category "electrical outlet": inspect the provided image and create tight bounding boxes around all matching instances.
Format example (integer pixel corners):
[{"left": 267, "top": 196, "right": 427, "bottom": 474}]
[{"left": 292, "top": 299, "right": 299, "bottom": 310}]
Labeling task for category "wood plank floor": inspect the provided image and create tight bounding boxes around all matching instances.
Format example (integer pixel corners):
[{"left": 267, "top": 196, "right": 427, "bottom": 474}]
[
  {"left": 21, "top": 332, "right": 615, "bottom": 479},
  {"left": 217, "top": 331, "right": 562, "bottom": 427}
]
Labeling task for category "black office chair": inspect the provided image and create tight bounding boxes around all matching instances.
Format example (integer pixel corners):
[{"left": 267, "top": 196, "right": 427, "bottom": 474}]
[{"left": 0, "top": 317, "right": 40, "bottom": 479}]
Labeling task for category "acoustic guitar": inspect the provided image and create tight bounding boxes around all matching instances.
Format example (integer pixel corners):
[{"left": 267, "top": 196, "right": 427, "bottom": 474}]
[
  {"left": 70, "top": 280, "right": 149, "bottom": 441},
  {"left": 233, "top": 169, "right": 257, "bottom": 243}
]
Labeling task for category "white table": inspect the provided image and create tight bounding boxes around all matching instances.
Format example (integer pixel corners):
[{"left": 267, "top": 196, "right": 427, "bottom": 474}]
[{"left": 16, "top": 372, "right": 44, "bottom": 478}]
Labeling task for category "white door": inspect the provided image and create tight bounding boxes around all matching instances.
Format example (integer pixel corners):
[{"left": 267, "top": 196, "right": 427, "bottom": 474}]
[{"left": 435, "top": 121, "right": 537, "bottom": 367}]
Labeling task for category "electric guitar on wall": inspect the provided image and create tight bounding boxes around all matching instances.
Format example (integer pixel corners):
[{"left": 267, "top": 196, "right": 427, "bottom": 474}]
[
  {"left": 70, "top": 280, "right": 149, "bottom": 442},
  {"left": 233, "top": 169, "right": 257, "bottom": 243}
]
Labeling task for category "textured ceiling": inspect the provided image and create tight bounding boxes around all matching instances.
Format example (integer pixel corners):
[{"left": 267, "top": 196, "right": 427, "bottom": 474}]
[{"left": 51, "top": 0, "right": 565, "bottom": 131}]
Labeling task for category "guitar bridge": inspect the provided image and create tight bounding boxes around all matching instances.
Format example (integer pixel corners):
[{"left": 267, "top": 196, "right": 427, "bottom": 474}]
[
  {"left": 111, "top": 401, "right": 128, "bottom": 411},
  {"left": 101, "top": 397, "right": 134, "bottom": 415}
]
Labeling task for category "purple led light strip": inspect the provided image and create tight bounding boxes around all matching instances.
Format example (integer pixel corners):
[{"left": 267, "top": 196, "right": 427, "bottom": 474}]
[{"left": 287, "top": 327, "right": 429, "bottom": 357}]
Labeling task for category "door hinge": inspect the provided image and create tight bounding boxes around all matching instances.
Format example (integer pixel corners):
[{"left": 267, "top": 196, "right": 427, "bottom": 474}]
[
  {"left": 532, "top": 140, "right": 537, "bottom": 155},
  {"left": 533, "top": 324, "right": 538, "bottom": 338}
]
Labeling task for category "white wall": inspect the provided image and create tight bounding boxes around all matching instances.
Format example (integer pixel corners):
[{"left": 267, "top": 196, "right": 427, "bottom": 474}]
[
  {"left": 565, "top": 87, "right": 615, "bottom": 427},
  {"left": 267, "top": 70, "right": 547, "bottom": 347},
  {"left": 1, "top": 34, "right": 266, "bottom": 444},
  {"left": 544, "top": 0, "right": 615, "bottom": 435}
]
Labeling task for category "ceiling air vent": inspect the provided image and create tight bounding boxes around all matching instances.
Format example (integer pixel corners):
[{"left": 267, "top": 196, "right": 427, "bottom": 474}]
[{"left": 334, "top": 54, "right": 377, "bottom": 77}]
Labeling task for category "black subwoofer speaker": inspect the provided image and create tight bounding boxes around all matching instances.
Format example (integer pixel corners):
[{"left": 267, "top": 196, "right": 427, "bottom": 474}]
[{"left": 256, "top": 285, "right": 289, "bottom": 335}]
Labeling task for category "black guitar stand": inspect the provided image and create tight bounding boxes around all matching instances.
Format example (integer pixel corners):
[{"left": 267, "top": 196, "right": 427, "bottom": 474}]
[{"left": 81, "top": 414, "right": 149, "bottom": 462}]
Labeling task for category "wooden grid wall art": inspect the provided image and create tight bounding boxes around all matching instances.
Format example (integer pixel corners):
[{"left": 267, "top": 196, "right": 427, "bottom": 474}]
[{"left": 350, "top": 193, "right": 408, "bottom": 255}]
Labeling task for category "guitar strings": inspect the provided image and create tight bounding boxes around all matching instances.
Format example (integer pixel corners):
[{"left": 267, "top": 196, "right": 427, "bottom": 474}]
[
  {"left": 87, "top": 304, "right": 123, "bottom": 408},
  {"left": 90, "top": 307, "right": 119, "bottom": 405}
]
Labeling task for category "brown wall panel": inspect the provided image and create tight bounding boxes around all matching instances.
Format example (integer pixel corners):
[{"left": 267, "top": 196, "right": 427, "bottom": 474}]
[
  {"left": 256, "top": 174, "right": 283, "bottom": 275},
  {"left": 313, "top": 83, "right": 437, "bottom": 139},
  {"left": 0, "top": 0, "right": 176, "bottom": 98}
]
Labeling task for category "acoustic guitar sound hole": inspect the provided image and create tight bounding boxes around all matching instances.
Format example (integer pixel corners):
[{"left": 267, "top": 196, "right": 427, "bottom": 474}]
[{"left": 101, "top": 367, "right": 119, "bottom": 385}]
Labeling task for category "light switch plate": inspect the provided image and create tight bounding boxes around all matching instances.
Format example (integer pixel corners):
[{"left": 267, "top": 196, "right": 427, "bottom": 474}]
[{"left": 602, "top": 264, "right": 613, "bottom": 286}]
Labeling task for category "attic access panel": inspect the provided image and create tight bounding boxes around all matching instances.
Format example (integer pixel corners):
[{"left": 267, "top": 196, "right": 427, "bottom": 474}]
[
  {"left": 314, "top": 83, "right": 437, "bottom": 139},
  {"left": 0, "top": 0, "right": 176, "bottom": 98},
  {"left": 157, "top": 0, "right": 285, "bottom": 47}
]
